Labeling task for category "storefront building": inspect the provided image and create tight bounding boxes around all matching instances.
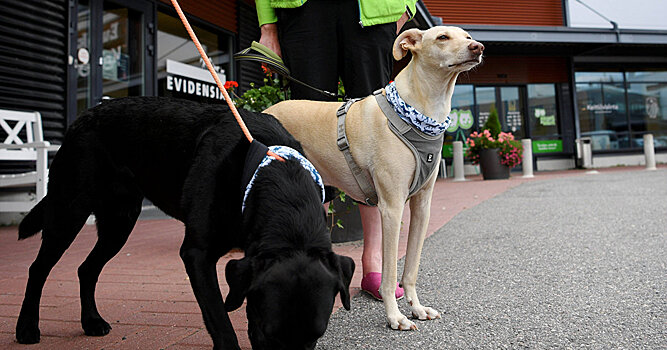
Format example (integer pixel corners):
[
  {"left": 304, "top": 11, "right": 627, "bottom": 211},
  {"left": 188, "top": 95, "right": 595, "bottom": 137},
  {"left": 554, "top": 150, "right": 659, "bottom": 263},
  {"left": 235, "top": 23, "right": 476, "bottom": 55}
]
[
  {"left": 425, "top": 0, "right": 667, "bottom": 170},
  {"left": 0, "top": 0, "right": 435, "bottom": 145},
  {"left": 1, "top": 0, "right": 665, "bottom": 176}
]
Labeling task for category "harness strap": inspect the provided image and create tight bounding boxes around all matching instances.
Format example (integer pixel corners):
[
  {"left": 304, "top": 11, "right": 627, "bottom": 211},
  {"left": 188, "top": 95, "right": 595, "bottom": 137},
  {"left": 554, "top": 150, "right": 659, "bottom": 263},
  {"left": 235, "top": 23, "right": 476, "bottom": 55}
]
[
  {"left": 336, "top": 99, "right": 378, "bottom": 206},
  {"left": 241, "top": 140, "right": 270, "bottom": 203},
  {"left": 374, "top": 89, "right": 444, "bottom": 196}
]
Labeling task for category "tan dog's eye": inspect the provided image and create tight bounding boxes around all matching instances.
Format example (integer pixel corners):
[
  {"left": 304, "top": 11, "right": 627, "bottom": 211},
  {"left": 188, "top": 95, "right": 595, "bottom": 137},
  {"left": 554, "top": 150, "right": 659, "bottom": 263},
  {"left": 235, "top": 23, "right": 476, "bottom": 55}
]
[
  {"left": 467, "top": 36, "right": 472, "bottom": 40},
  {"left": 437, "top": 35, "right": 449, "bottom": 40}
]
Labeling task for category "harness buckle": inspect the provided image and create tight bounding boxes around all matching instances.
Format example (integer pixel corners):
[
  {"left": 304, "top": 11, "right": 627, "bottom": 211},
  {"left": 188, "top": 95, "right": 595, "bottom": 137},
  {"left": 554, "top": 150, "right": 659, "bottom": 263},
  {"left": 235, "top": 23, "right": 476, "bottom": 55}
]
[{"left": 337, "top": 134, "right": 350, "bottom": 151}]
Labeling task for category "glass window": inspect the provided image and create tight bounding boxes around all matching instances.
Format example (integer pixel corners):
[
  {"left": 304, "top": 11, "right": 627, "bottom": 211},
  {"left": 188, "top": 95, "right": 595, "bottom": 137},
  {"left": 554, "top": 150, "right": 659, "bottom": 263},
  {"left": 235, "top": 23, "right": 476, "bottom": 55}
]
[
  {"left": 475, "top": 87, "right": 496, "bottom": 128},
  {"left": 443, "top": 85, "right": 474, "bottom": 158},
  {"left": 157, "top": 11, "right": 232, "bottom": 103},
  {"left": 626, "top": 71, "right": 667, "bottom": 83},
  {"left": 446, "top": 85, "right": 475, "bottom": 138},
  {"left": 627, "top": 82, "right": 667, "bottom": 148},
  {"left": 528, "top": 84, "right": 559, "bottom": 139},
  {"left": 575, "top": 72, "right": 624, "bottom": 83},
  {"left": 101, "top": 3, "right": 145, "bottom": 100},
  {"left": 576, "top": 82, "right": 627, "bottom": 150},
  {"left": 500, "top": 87, "right": 525, "bottom": 139},
  {"left": 76, "top": 1, "right": 91, "bottom": 114}
]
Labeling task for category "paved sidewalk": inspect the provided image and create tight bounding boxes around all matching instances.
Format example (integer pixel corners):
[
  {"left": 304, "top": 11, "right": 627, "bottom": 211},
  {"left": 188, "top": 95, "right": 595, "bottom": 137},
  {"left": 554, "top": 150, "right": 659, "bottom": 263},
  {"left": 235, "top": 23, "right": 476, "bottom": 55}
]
[
  {"left": 318, "top": 167, "right": 667, "bottom": 349},
  {"left": 0, "top": 166, "right": 661, "bottom": 349}
]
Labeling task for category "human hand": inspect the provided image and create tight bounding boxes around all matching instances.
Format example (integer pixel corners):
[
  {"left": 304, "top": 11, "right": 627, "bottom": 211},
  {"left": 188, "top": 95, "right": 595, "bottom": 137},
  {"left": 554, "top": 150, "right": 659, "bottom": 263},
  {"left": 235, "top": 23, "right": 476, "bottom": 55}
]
[
  {"left": 259, "top": 23, "right": 281, "bottom": 58},
  {"left": 396, "top": 11, "right": 409, "bottom": 34}
]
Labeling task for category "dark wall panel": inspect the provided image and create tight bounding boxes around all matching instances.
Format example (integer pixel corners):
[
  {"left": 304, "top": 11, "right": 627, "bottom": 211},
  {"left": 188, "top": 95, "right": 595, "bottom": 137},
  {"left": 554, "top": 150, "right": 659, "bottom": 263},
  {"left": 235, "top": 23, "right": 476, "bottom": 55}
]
[{"left": 0, "top": 0, "right": 68, "bottom": 144}]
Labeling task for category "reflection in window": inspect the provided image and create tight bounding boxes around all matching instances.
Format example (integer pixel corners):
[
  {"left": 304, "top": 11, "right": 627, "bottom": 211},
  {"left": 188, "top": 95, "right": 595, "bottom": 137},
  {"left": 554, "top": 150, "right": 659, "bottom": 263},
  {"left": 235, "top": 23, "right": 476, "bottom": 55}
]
[
  {"left": 528, "top": 84, "right": 559, "bottom": 139},
  {"left": 157, "top": 11, "right": 231, "bottom": 103},
  {"left": 627, "top": 82, "right": 667, "bottom": 148},
  {"left": 475, "top": 87, "right": 495, "bottom": 128},
  {"left": 626, "top": 71, "right": 667, "bottom": 83},
  {"left": 101, "top": 4, "right": 144, "bottom": 100},
  {"left": 576, "top": 82, "right": 627, "bottom": 150},
  {"left": 443, "top": 85, "right": 474, "bottom": 158},
  {"left": 500, "top": 87, "right": 525, "bottom": 139},
  {"left": 574, "top": 72, "right": 624, "bottom": 83}
]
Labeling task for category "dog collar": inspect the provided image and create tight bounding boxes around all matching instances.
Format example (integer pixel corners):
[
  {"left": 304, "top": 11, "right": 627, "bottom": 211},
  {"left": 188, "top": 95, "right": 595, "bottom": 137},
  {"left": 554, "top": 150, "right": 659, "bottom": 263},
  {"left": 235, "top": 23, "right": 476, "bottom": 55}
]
[
  {"left": 242, "top": 145, "right": 325, "bottom": 212},
  {"left": 384, "top": 82, "right": 450, "bottom": 136}
]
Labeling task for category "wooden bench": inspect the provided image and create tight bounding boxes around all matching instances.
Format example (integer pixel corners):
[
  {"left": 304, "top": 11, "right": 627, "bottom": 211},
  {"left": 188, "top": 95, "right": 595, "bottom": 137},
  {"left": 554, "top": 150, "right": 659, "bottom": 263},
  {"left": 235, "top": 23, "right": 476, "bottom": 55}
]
[{"left": 0, "top": 109, "right": 60, "bottom": 212}]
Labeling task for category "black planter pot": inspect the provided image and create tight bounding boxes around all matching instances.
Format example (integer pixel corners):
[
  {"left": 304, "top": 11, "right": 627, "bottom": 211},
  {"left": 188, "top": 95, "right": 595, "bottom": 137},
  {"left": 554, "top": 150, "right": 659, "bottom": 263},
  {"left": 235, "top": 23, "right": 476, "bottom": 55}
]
[
  {"left": 327, "top": 196, "right": 363, "bottom": 243},
  {"left": 479, "top": 148, "right": 510, "bottom": 180}
]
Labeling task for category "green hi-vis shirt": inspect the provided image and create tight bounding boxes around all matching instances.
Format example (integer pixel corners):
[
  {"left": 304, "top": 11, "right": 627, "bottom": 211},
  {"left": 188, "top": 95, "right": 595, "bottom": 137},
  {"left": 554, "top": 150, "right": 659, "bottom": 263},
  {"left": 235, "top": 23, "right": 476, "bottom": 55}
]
[{"left": 255, "top": 0, "right": 417, "bottom": 27}]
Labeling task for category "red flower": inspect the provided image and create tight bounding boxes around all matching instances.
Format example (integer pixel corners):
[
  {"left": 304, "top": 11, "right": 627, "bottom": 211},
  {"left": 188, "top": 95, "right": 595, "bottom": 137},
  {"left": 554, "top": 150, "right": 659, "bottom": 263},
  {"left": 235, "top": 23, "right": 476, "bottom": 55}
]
[{"left": 224, "top": 81, "right": 238, "bottom": 90}]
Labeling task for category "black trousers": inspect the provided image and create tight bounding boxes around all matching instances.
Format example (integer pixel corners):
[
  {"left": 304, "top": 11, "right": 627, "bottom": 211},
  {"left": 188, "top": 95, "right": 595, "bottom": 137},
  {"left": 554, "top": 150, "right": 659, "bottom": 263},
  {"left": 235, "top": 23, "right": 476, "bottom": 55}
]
[{"left": 276, "top": 0, "right": 396, "bottom": 101}]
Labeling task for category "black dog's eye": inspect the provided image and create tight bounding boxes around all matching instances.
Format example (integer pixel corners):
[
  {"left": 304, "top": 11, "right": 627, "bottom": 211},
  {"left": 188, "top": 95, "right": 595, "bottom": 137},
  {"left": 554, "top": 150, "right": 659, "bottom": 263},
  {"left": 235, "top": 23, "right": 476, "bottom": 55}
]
[{"left": 437, "top": 35, "right": 449, "bottom": 40}]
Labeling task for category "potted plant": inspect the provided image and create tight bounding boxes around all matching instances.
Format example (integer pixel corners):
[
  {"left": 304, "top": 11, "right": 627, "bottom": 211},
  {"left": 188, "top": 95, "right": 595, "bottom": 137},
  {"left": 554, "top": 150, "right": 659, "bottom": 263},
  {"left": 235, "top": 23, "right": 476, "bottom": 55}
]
[{"left": 465, "top": 107, "right": 523, "bottom": 180}]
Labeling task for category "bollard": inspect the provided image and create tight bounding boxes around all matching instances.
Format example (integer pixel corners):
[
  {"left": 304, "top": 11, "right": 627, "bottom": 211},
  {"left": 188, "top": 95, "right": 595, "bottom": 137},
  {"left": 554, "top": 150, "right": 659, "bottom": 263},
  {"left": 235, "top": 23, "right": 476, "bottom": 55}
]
[
  {"left": 644, "top": 134, "right": 657, "bottom": 171},
  {"left": 452, "top": 141, "right": 466, "bottom": 182},
  {"left": 437, "top": 158, "right": 447, "bottom": 179},
  {"left": 581, "top": 139, "right": 593, "bottom": 169},
  {"left": 521, "top": 139, "right": 534, "bottom": 178}
]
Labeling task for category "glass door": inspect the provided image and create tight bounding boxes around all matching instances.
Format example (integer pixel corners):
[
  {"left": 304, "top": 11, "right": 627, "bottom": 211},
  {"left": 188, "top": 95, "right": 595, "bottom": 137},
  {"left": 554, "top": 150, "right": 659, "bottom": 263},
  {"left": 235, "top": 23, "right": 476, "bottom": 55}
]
[
  {"left": 500, "top": 86, "right": 527, "bottom": 140},
  {"left": 74, "top": 0, "right": 154, "bottom": 118},
  {"left": 475, "top": 86, "right": 497, "bottom": 128}
]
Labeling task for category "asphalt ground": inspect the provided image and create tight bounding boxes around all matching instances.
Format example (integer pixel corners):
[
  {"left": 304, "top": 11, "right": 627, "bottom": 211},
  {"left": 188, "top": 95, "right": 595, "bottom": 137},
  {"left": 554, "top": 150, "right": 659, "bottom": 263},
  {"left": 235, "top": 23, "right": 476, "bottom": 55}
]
[{"left": 316, "top": 169, "right": 667, "bottom": 349}]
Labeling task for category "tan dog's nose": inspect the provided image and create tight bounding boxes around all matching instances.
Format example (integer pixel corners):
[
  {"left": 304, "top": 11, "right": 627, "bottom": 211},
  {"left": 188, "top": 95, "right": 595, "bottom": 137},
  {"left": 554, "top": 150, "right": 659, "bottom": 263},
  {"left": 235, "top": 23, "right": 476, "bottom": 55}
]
[{"left": 468, "top": 42, "right": 484, "bottom": 55}]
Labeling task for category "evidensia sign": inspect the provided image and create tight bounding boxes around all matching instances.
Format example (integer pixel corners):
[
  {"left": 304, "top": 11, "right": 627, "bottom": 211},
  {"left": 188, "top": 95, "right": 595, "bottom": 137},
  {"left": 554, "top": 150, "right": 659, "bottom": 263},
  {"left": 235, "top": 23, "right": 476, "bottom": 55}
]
[{"left": 165, "top": 59, "right": 227, "bottom": 101}]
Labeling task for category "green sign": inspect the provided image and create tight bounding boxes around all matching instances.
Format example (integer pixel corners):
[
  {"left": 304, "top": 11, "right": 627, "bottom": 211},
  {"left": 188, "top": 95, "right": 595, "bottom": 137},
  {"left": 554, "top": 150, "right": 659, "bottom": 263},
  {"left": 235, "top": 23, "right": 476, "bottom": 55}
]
[
  {"left": 533, "top": 140, "right": 563, "bottom": 153},
  {"left": 447, "top": 109, "right": 474, "bottom": 132},
  {"left": 447, "top": 112, "right": 459, "bottom": 132},
  {"left": 534, "top": 108, "right": 556, "bottom": 126}
]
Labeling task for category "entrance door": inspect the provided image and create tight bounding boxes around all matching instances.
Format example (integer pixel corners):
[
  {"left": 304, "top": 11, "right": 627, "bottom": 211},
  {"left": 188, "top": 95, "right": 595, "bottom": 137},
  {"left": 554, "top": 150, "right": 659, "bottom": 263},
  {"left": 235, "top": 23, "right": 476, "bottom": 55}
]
[
  {"left": 73, "top": 0, "right": 154, "bottom": 119},
  {"left": 474, "top": 86, "right": 527, "bottom": 139},
  {"left": 499, "top": 86, "right": 527, "bottom": 140}
]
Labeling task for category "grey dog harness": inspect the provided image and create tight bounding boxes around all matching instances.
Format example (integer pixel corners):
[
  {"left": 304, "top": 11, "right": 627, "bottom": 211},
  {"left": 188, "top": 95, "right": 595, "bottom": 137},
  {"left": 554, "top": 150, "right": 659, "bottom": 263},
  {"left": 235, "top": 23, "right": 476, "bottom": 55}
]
[{"left": 336, "top": 90, "right": 444, "bottom": 206}]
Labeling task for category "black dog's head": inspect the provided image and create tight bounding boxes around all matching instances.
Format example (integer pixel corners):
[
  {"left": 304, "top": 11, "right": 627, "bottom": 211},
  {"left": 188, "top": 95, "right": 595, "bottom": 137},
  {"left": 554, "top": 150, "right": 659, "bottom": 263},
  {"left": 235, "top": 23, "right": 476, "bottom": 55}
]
[
  {"left": 225, "top": 158, "right": 355, "bottom": 349},
  {"left": 225, "top": 252, "right": 354, "bottom": 349}
]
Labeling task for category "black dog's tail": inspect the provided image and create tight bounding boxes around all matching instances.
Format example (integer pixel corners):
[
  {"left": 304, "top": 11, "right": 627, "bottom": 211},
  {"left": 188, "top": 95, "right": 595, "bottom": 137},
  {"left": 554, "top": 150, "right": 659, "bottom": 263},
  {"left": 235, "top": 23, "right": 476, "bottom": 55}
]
[{"left": 18, "top": 198, "right": 46, "bottom": 240}]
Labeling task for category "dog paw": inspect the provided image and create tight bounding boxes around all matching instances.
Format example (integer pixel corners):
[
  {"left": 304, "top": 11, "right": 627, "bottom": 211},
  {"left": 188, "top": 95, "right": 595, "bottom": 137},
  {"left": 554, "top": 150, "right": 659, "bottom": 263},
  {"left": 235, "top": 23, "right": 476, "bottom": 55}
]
[
  {"left": 16, "top": 321, "right": 40, "bottom": 344},
  {"left": 410, "top": 305, "right": 441, "bottom": 321},
  {"left": 387, "top": 314, "right": 417, "bottom": 331},
  {"left": 83, "top": 318, "right": 112, "bottom": 336}
]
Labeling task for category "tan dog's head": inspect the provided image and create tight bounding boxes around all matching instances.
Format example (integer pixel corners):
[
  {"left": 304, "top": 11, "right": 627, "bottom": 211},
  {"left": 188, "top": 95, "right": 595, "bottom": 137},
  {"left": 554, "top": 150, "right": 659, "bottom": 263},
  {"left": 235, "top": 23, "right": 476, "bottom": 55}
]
[{"left": 393, "top": 26, "right": 484, "bottom": 72}]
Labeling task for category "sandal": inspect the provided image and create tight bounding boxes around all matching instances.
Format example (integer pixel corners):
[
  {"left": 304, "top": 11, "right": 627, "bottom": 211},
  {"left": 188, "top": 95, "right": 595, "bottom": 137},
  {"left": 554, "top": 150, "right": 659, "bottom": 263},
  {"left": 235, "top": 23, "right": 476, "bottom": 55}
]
[{"left": 361, "top": 272, "right": 404, "bottom": 301}]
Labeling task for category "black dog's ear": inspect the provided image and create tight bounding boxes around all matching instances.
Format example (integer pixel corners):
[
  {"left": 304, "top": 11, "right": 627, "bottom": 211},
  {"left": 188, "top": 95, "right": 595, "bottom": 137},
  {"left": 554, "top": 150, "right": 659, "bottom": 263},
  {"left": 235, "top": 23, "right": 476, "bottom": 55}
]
[
  {"left": 224, "top": 258, "right": 252, "bottom": 312},
  {"left": 328, "top": 253, "right": 355, "bottom": 310}
]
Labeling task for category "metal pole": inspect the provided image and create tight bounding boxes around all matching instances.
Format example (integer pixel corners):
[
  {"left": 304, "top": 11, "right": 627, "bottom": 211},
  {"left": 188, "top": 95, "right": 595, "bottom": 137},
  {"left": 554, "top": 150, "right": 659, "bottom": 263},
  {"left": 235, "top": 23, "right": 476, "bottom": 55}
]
[
  {"left": 644, "top": 134, "right": 657, "bottom": 171},
  {"left": 521, "top": 139, "right": 534, "bottom": 178},
  {"left": 453, "top": 141, "right": 466, "bottom": 182}
]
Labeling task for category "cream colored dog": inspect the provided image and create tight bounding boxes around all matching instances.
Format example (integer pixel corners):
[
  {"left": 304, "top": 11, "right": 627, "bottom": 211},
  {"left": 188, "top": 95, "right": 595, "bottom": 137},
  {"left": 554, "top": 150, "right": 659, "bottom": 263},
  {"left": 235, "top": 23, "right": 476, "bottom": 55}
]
[{"left": 264, "top": 26, "right": 484, "bottom": 330}]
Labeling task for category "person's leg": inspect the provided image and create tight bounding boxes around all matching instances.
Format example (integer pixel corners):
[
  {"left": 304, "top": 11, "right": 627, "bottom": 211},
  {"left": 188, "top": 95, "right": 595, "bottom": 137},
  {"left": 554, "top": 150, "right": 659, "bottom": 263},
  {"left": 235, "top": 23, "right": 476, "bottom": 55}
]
[
  {"left": 337, "top": 1, "right": 402, "bottom": 299},
  {"left": 359, "top": 205, "right": 382, "bottom": 275},
  {"left": 337, "top": 10, "right": 395, "bottom": 98},
  {"left": 276, "top": 0, "right": 339, "bottom": 101}
]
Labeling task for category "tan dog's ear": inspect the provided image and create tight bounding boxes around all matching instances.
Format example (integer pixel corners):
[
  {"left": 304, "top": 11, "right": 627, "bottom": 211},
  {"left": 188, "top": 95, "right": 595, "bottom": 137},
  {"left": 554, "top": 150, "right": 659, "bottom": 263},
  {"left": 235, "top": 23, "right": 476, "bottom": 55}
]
[{"left": 393, "top": 29, "right": 423, "bottom": 60}]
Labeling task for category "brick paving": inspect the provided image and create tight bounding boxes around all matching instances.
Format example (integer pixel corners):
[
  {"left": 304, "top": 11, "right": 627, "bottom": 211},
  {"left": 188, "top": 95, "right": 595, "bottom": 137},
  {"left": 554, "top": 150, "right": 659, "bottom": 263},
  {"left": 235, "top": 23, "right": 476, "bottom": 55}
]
[{"left": 0, "top": 166, "right": 659, "bottom": 349}]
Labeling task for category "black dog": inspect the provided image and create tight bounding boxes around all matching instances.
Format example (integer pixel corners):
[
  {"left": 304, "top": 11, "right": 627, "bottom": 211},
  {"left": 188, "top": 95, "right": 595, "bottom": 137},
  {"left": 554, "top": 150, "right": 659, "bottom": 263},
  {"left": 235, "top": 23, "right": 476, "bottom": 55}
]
[{"left": 15, "top": 97, "right": 354, "bottom": 350}]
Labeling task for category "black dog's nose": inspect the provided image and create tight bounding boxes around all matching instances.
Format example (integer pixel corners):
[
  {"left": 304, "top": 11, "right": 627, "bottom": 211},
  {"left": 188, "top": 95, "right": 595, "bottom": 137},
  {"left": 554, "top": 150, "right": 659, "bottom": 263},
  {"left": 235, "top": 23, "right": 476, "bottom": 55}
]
[{"left": 468, "top": 42, "right": 484, "bottom": 55}]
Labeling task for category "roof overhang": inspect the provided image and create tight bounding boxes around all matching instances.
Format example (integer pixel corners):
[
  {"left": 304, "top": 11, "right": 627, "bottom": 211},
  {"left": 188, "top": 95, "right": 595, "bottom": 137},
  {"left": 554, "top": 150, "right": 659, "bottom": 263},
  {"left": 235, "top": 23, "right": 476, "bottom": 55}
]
[{"left": 459, "top": 24, "right": 667, "bottom": 46}]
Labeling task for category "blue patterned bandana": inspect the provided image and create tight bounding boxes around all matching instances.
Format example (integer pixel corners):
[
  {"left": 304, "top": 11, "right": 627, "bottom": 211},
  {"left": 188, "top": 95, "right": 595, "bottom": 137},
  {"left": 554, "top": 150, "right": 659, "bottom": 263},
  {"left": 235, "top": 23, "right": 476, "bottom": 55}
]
[
  {"left": 384, "top": 82, "right": 451, "bottom": 136},
  {"left": 242, "top": 145, "right": 325, "bottom": 212}
]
